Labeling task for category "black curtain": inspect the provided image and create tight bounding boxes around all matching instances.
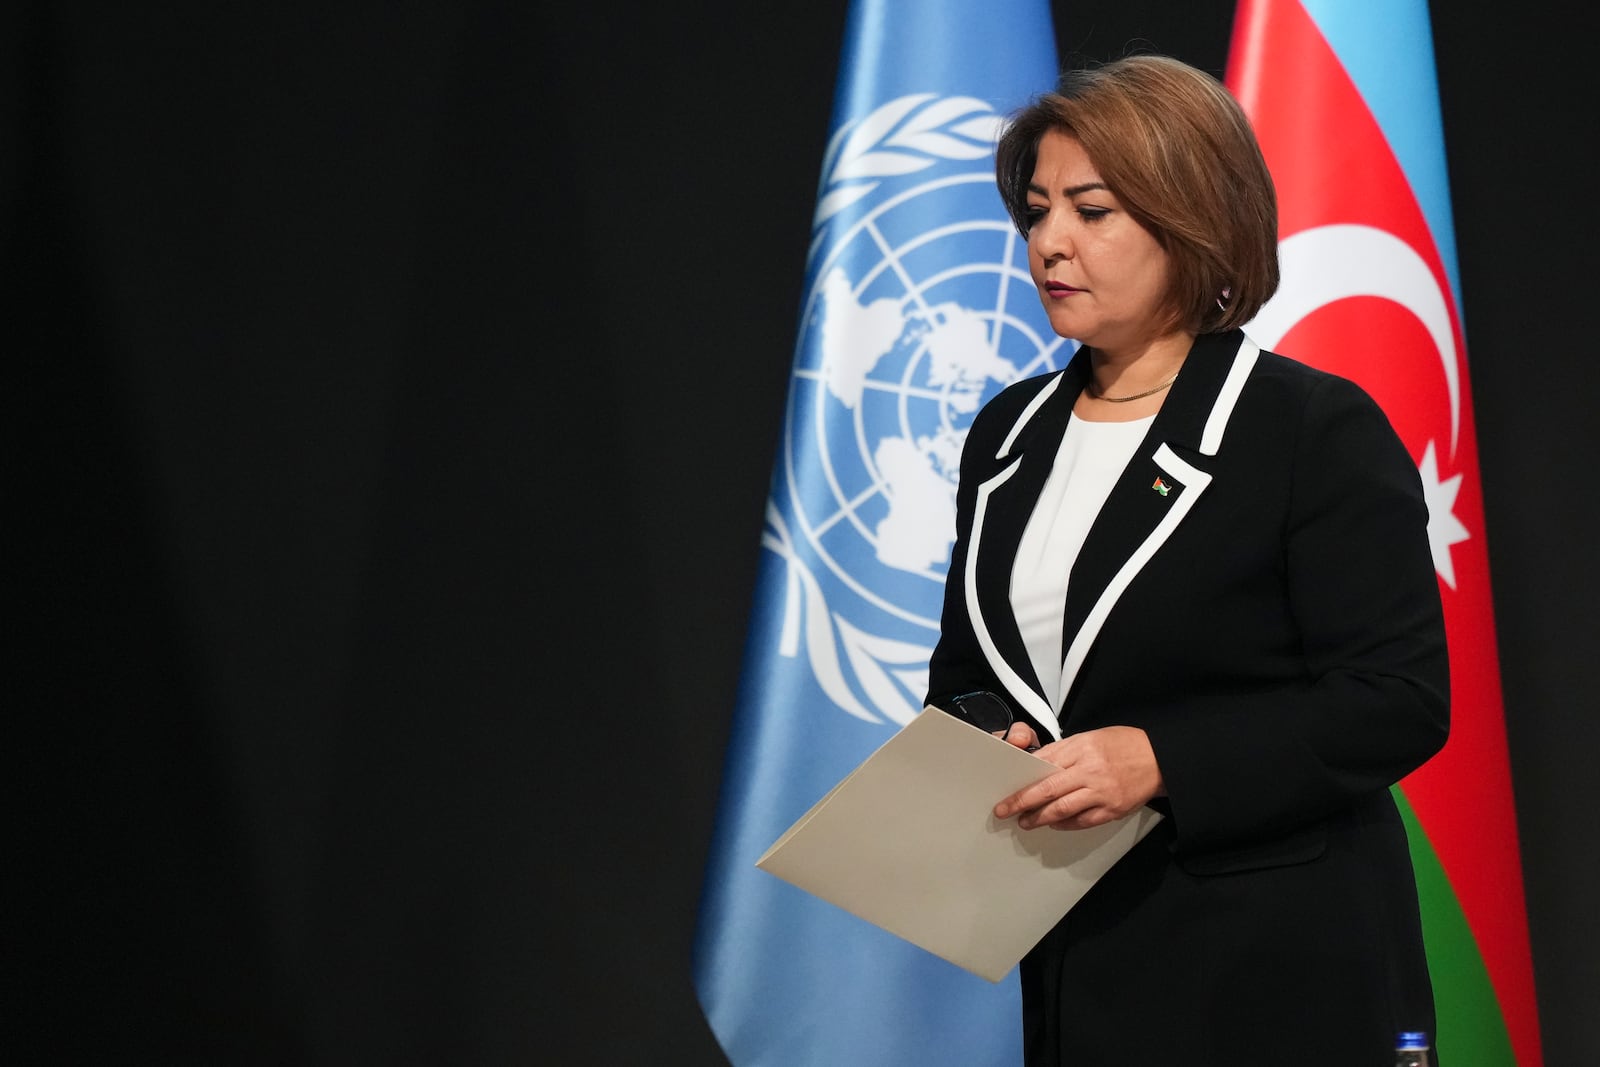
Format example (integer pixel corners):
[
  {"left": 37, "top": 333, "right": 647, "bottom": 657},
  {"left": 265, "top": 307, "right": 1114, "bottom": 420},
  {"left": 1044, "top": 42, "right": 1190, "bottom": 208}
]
[{"left": 7, "top": 2, "right": 1595, "bottom": 1064}]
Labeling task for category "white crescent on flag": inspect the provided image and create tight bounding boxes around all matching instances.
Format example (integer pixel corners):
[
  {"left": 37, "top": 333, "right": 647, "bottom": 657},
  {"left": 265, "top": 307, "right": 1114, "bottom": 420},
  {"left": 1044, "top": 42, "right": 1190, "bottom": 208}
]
[{"left": 1246, "top": 223, "right": 1462, "bottom": 455}]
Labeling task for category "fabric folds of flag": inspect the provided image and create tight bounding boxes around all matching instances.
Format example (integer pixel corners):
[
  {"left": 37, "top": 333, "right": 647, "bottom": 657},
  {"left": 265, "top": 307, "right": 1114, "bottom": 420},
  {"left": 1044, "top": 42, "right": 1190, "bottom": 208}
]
[
  {"left": 1227, "top": 2, "right": 1542, "bottom": 1064},
  {"left": 693, "top": 2, "right": 1060, "bottom": 1065}
]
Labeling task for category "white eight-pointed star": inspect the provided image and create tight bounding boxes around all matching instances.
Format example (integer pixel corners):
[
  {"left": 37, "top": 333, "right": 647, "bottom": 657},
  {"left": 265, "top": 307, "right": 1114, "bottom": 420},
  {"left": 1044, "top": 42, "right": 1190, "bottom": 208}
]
[{"left": 1418, "top": 439, "right": 1469, "bottom": 588}]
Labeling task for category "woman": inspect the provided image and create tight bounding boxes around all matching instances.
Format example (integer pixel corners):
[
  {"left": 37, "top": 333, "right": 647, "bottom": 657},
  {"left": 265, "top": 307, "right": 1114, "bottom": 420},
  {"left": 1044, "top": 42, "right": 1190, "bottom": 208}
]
[{"left": 925, "top": 56, "right": 1448, "bottom": 1064}]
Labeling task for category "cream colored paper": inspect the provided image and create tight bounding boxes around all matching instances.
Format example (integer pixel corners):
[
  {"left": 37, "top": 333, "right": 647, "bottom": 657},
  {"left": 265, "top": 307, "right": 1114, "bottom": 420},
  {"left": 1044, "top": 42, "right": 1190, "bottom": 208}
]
[{"left": 756, "top": 707, "right": 1163, "bottom": 982}]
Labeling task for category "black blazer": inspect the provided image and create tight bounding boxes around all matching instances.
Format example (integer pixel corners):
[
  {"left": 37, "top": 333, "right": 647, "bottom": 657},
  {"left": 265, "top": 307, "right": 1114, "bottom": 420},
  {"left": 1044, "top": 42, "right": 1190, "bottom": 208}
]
[{"left": 926, "top": 330, "right": 1449, "bottom": 1065}]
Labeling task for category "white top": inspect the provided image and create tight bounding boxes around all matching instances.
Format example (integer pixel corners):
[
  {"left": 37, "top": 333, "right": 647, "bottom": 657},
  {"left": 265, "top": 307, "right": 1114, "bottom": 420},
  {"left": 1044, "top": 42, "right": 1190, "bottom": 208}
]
[{"left": 1009, "top": 414, "right": 1154, "bottom": 714}]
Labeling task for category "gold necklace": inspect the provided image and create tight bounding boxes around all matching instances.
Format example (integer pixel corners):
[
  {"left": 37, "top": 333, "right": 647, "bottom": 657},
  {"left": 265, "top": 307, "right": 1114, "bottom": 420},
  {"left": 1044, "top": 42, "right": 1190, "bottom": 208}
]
[{"left": 1087, "top": 370, "right": 1180, "bottom": 403}]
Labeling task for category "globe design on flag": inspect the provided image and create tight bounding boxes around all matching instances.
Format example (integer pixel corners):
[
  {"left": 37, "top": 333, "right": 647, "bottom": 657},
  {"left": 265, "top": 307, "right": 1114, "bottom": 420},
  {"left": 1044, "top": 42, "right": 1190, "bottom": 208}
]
[{"left": 767, "top": 95, "right": 1070, "bottom": 728}]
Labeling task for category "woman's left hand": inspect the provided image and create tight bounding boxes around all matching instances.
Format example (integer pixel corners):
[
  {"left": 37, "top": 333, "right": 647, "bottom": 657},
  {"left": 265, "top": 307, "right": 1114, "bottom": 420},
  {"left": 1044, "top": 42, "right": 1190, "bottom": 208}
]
[{"left": 994, "top": 726, "right": 1164, "bottom": 830}]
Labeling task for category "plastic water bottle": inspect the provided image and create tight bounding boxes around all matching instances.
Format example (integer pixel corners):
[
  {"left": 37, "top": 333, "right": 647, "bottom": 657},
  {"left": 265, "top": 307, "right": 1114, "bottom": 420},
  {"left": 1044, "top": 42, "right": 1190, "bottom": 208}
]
[{"left": 1393, "top": 1031, "right": 1433, "bottom": 1067}]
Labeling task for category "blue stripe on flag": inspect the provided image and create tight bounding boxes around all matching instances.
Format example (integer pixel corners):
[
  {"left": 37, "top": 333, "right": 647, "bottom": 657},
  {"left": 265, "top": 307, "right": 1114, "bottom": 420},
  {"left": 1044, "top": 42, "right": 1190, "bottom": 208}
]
[{"left": 1299, "top": 0, "right": 1463, "bottom": 311}]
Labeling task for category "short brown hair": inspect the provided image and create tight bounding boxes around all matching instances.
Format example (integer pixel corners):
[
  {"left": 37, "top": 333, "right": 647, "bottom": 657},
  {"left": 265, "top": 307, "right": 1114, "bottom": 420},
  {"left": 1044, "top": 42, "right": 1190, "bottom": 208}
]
[{"left": 996, "top": 55, "right": 1279, "bottom": 335}]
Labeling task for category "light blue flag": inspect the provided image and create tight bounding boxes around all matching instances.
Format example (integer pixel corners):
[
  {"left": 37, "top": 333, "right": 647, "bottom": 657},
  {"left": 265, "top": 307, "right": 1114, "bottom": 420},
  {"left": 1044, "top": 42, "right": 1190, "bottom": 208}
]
[{"left": 694, "top": 3, "right": 1063, "bottom": 1064}]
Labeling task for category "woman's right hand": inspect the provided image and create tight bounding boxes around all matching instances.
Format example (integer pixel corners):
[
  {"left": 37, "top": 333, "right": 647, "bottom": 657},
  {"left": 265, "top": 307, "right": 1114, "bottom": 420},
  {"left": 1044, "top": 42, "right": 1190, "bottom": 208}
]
[{"left": 999, "top": 721, "right": 1040, "bottom": 750}]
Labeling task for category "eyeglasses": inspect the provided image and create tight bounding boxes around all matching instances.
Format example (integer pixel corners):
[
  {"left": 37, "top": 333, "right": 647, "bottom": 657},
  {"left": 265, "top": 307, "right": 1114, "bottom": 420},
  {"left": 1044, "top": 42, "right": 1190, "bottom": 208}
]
[{"left": 937, "top": 690, "right": 1014, "bottom": 735}]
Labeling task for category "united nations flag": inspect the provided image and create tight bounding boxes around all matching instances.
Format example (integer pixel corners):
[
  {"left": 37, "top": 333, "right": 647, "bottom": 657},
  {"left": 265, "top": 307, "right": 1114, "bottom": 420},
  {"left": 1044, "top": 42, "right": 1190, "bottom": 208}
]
[{"left": 694, "top": 3, "right": 1061, "bottom": 1064}]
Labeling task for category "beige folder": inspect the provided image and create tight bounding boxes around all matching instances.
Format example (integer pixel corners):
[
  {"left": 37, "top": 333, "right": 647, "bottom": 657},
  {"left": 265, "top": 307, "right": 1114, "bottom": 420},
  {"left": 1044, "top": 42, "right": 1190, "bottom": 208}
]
[{"left": 756, "top": 707, "right": 1163, "bottom": 981}]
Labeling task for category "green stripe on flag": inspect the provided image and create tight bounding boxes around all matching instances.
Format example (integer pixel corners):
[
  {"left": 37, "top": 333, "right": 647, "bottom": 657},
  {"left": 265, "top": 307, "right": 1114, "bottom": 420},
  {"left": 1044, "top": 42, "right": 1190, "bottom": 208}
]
[{"left": 1394, "top": 786, "right": 1516, "bottom": 1064}]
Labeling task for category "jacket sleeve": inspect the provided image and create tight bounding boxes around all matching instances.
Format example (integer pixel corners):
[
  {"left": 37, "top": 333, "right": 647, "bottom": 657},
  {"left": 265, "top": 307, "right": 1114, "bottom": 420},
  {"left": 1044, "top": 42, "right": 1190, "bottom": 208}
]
[
  {"left": 1142, "top": 374, "right": 1450, "bottom": 854},
  {"left": 926, "top": 392, "right": 1004, "bottom": 707},
  {"left": 924, "top": 380, "right": 1052, "bottom": 741}
]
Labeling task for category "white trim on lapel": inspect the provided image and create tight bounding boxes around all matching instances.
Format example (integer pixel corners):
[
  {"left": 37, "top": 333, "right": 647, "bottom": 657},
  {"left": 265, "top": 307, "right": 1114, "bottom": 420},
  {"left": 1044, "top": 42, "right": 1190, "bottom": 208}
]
[
  {"left": 968, "top": 459, "right": 1060, "bottom": 735},
  {"left": 1056, "top": 444, "right": 1213, "bottom": 711},
  {"left": 1200, "top": 336, "right": 1259, "bottom": 455},
  {"left": 996, "top": 374, "right": 1063, "bottom": 459}
]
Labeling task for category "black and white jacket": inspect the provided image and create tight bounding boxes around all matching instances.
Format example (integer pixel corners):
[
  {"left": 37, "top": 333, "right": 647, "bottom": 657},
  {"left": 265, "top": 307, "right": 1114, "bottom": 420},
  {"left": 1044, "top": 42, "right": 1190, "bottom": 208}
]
[{"left": 926, "top": 328, "right": 1449, "bottom": 1065}]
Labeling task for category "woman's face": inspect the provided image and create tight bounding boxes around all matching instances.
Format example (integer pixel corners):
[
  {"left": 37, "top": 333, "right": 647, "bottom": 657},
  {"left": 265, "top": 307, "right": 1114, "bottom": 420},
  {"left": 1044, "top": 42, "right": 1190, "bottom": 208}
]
[{"left": 1025, "top": 130, "right": 1176, "bottom": 357}]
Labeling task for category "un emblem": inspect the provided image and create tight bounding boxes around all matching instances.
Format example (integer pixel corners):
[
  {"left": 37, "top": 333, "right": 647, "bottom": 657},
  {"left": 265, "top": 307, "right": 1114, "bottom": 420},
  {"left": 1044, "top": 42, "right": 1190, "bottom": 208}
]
[{"left": 766, "top": 94, "right": 1071, "bottom": 727}]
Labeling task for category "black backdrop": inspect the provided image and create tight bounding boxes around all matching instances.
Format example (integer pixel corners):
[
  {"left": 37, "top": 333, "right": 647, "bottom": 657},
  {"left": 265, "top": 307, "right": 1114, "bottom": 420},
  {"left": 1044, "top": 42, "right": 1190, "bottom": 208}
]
[{"left": 7, "top": 1, "right": 1596, "bottom": 1064}]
